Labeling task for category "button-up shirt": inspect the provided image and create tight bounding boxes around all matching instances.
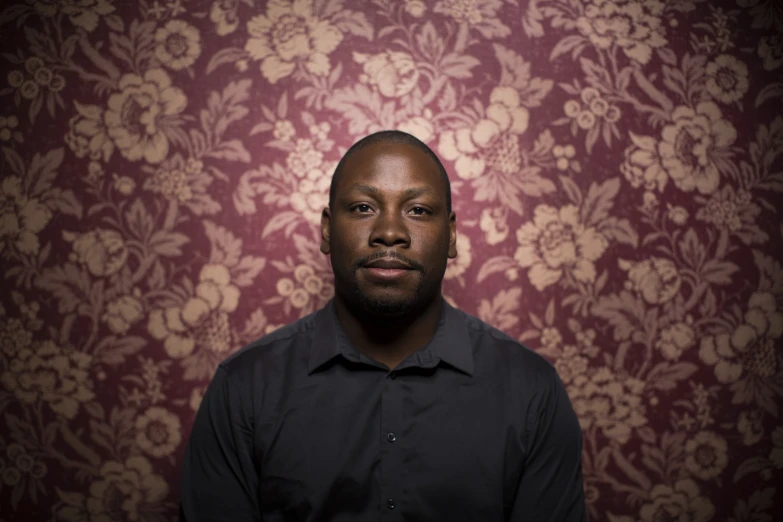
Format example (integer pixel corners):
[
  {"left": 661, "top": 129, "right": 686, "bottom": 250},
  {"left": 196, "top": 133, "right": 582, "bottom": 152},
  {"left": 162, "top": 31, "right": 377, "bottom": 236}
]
[{"left": 180, "top": 299, "right": 586, "bottom": 521}]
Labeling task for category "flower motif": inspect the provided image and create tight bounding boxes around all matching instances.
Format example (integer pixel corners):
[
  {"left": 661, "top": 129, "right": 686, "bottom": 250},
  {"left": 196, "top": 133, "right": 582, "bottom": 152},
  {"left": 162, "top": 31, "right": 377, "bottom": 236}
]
[
  {"left": 245, "top": 0, "right": 343, "bottom": 84},
  {"left": 445, "top": 234, "right": 471, "bottom": 279},
  {"left": 620, "top": 132, "right": 667, "bottom": 191},
  {"left": 0, "top": 114, "right": 21, "bottom": 143},
  {"left": 699, "top": 291, "right": 782, "bottom": 383},
  {"left": 433, "top": 0, "right": 510, "bottom": 39},
  {"left": 620, "top": 257, "right": 681, "bottom": 305},
  {"left": 667, "top": 205, "right": 689, "bottom": 225},
  {"left": 404, "top": 0, "right": 426, "bottom": 17},
  {"left": 638, "top": 479, "right": 714, "bottom": 522},
  {"left": 0, "top": 176, "right": 52, "bottom": 255},
  {"left": 273, "top": 119, "right": 296, "bottom": 141},
  {"left": 102, "top": 293, "right": 144, "bottom": 335},
  {"left": 85, "top": 457, "right": 168, "bottom": 522},
  {"left": 60, "top": 0, "right": 115, "bottom": 32},
  {"left": 64, "top": 101, "right": 114, "bottom": 162},
  {"left": 771, "top": 426, "right": 783, "bottom": 468},
  {"left": 553, "top": 144, "right": 576, "bottom": 171},
  {"left": 705, "top": 55, "right": 749, "bottom": 104},
  {"left": 155, "top": 20, "right": 202, "bottom": 71},
  {"left": 148, "top": 264, "right": 240, "bottom": 358},
  {"left": 355, "top": 51, "right": 419, "bottom": 98},
  {"left": 65, "top": 228, "right": 129, "bottom": 277},
  {"left": 104, "top": 68, "right": 187, "bottom": 164},
  {"left": 737, "top": 410, "right": 763, "bottom": 446},
  {"left": 438, "top": 86, "right": 529, "bottom": 179},
  {"left": 514, "top": 204, "right": 609, "bottom": 291},
  {"left": 554, "top": 345, "right": 589, "bottom": 383},
  {"left": 0, "top": 341, "right": 94, "bottom": 419},
  {"left": 112, "top": 174, "right": 136, "bottom": 196},
  {"left": 567, "top": 366, "right": 647, "bottom": 444},
  {"left": 0, "top": 317, "right": 33, "bottom": 357},
  {"left": 398, "top": 110, "right": 435, "bottom": 143},
  {"left": 276, "top": 264, "right": 334, "bottom": 310},
  {"left": 656, "top": 321, "right": 696, "bottom": 361},
  {"left": 135, "top": 407, "right": 182, "bottom": 458},
  {"left": 758, "top": 34, "right": 783, "bottom": 71},
  {"left": 576, "top": 0, "right": 667, "bottom": 64},
  {"left": 695, "top": 184, "right": 765, "bottom": 245},
  {"left": 658, "top": 102, "right": 736, "bottom": 195},
  {"left": 144, "top": 155, "right": 218, "bottom": 215},
  {"left": 684, "top": 431, "right": 728, "bottom": 480},
  {"left": 210, "top": 0, "right": 239, "bottom": 36},
  {"left": 479, "top": 206, "right": 509, "bottom": 245}
]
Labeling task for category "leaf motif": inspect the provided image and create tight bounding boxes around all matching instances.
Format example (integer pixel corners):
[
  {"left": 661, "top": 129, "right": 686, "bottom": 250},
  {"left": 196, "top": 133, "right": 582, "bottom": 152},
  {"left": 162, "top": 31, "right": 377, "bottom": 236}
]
[
  {"left": 598, "top": 217, "right": 639, "bottom": 247},
  {"left": 580, "top": 177, "right": 620, "bottom": 226},
  {"left": 755, "top": 83, "right": 783, "bottom": 108},
  {"left": 206, "top": 47, "right": 249, "bottom": 75},
  {"left": 519, "top": 77, "right": 553, "bottom": 107},
  {"left": 733, "top": 457, "right": 772, "bottom": 484},
  {"left": 559, "top": 175, "right": 582, "bottom": 205},
  {"left": 29, "top": 147, "right": 64, "bottom": 196},
  {"left": 205, "top": 139, "right": 251, "bottom": 162},
  {"left": 231, "top": 255, "right": 266, "bottom": 287},
  {"left": 43, "top": 188, "right": 83, "bottom": 218},
  {"left": 262, "top": 211, "right": 302, "bottom": 239},
  {"left": 332, "top": 10, "right": 373, "bottom": 40},
  {"left": 549, "top": 35, "right": 585, "bottom": 62},
  {"left": 95, "top": 336, "right": 147, "bottom": 365},
  {"left": 701, "top": 259, "right": 739, "bottom": 286},
  {"left": 149, "top": 230, "right": 190, "bottom": 257},
  {"left": 204, "top": 220, "right": 242, "bottom": 266},
  {"left": 35, "top": 263, "right": 88, "bottom": 314},
  {"left": 592, "top": 291, "right": 643, "bottom": 341},
  {"left": 647, "top": 362, "right": 699, "bottom": 391},
  {"left": 493, "top": 43, "right": 531, "bottom": 89},
  {"left": 439, "top": 52, "right": 481, "bottom": 79},
  {"left": 125, "top": 199, "right": 155, "bottom": 241},
  {"left": 476, "top": 255, "right": 517, "bottom": 283},
  {"left": 2, "top": 146, "right": 25, "bottom": 177}
]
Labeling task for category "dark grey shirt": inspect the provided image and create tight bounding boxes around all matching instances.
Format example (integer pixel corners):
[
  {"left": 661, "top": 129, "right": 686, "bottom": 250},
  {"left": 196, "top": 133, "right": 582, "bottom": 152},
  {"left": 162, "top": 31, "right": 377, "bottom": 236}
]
[{"left": 180, "top": 299, "right": 586, "bottom": 521}]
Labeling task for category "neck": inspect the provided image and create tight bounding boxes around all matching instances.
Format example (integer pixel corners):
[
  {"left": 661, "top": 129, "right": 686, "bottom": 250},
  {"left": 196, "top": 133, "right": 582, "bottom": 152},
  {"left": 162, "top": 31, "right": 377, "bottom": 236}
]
[{"left": 333, "top": 295, "right": 444, "bottom": 370}]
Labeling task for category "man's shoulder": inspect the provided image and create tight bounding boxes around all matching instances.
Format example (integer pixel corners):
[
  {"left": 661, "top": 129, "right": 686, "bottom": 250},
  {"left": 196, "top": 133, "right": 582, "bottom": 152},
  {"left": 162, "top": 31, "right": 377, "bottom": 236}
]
[
  {"left": 454, "top": 305, "right": 556, "bottom": 377},
  {"left": 217, "top": 308, "right": 320, "bottom": 374}
]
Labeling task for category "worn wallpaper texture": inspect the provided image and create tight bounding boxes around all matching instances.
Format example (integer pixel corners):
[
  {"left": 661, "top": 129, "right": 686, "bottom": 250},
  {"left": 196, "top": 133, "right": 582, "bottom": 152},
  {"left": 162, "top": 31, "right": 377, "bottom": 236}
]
[{"left": 1, "top": 0, "right": 782, "bottom": 520}]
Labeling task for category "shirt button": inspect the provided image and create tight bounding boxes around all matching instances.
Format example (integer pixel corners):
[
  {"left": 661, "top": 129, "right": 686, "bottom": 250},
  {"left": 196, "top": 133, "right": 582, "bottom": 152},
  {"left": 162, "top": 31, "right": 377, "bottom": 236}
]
[
  {"left": 387, "top": 498, "right": 396, "bottom": 509},
  {"left": 386, "top": 432, "right": 396, "bottom": 442},
  {"left": 389, "top": 372, "right": 397, "bottom": 380}
]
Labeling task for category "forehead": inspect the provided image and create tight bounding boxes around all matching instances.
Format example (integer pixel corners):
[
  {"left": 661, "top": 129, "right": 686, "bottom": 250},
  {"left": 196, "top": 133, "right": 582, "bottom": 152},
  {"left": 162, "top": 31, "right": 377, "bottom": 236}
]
[{"left": 336, "top": 142, "right": 444, "bottom": 194}]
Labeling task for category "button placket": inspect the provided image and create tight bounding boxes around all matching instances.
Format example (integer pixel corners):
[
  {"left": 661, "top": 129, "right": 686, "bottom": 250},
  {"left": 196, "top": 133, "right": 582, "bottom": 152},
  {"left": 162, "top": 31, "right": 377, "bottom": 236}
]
[{"left": 380, "top": 370, "right": 403, "bottom": 516}]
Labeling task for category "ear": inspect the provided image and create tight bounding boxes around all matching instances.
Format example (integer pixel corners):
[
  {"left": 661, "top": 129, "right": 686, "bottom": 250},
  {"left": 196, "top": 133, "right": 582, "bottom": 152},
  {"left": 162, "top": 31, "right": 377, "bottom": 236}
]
[
  {"left": 447, "top": 211, "right": 457, "bottom": 259},
  {"left": 320, "top": 206, "right": 331, "bottom": 255}
]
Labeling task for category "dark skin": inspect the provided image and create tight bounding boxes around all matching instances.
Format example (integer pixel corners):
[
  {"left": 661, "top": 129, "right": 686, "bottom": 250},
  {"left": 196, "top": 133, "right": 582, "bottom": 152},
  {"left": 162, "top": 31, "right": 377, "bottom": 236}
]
[{"left": 320, "top": 142, "right": 457, "bottom": 370}]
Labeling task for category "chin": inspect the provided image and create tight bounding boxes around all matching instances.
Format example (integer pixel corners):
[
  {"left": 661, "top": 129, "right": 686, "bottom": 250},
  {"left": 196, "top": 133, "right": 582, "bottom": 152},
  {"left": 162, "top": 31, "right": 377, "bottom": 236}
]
[{"left": 358, "top": 295, "right": 416, "bottom": 317}]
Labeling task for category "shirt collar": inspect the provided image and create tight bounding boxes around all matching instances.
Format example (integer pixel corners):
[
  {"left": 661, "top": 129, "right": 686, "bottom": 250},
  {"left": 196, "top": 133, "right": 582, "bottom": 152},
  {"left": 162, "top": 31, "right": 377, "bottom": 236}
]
[{"left": 308, "top": 299, "right": 474, "bottom": 376}]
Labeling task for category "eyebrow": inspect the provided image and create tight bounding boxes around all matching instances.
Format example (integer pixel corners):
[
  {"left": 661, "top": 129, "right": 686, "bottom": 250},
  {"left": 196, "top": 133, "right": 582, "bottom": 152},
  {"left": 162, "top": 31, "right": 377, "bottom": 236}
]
[{"left": 349, "top": 184, "right": 434, "bottom": 200}]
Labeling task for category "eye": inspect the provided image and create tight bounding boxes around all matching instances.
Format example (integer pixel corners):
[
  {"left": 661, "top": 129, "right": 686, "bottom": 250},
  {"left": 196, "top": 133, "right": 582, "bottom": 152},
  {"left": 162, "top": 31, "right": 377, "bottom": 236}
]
[
  {"left": 409, "top": 206, "right": 431, "bottom": 216},
  {"left": 350, "top": 204, "right": 374, "bottom": 214}
]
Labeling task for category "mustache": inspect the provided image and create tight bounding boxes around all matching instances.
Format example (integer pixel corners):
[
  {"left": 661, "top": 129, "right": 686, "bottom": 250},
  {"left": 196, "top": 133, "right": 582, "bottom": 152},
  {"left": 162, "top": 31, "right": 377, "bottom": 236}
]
[{"left": 353, "top": 251, "right": 425, "bottom": 272}]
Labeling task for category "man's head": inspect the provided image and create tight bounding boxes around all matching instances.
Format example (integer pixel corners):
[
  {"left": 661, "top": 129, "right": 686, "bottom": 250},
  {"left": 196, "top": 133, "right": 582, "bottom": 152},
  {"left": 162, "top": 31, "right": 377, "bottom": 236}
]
[{"left": 321, "top": 130, "right": 457, "bottom": 318}]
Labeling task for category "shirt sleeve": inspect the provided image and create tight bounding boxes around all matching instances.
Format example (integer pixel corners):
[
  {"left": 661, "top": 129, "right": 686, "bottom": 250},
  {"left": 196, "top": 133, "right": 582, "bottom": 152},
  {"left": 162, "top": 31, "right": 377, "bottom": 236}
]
[
  {"left": 180, "top": 366, "right": 261, "bottom": 522},
  {"left": 509, "top": 367, "right": 587, "bottom": 521}
]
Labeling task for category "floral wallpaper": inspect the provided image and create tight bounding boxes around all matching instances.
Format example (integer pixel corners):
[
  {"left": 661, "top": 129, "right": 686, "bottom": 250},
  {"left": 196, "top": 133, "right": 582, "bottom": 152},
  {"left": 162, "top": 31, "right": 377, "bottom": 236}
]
[{"left": 0, "top": 0, "right": 782, "bottom": 520}]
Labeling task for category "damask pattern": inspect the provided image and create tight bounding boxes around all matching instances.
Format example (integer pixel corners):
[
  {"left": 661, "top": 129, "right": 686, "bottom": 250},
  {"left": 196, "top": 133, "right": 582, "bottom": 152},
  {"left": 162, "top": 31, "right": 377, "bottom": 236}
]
[{"left": 0, "top": 0, "right": 781, "bottom": 520}]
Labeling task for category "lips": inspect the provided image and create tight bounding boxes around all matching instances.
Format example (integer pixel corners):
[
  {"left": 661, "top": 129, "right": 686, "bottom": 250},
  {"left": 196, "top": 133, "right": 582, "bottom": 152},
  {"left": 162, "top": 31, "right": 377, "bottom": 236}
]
[
  {"left": 363, "top": 259, "right": 412, "bottom": 269},
  {"left": 361, "top": 257, "right": 413, "bottom": 281}
]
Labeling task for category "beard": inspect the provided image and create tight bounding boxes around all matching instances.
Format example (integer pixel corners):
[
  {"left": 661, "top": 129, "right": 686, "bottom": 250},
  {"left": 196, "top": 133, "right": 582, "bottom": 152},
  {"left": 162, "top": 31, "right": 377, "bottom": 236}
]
[{"left": 333, "top": 250, "right": 443, "bottom": 319}]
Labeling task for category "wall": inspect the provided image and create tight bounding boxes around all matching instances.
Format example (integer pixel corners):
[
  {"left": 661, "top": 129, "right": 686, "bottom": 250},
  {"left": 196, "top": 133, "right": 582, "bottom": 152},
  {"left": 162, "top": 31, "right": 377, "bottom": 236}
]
[{"left": 0, "top": 0, "right": 782, "bottom": 520}]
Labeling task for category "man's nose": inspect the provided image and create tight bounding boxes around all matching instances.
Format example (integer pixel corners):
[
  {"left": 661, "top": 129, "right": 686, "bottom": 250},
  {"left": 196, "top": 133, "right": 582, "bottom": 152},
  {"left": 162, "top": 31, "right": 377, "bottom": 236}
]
[{"left": 370, "top": 210, "right": 410, "bottom": 247}]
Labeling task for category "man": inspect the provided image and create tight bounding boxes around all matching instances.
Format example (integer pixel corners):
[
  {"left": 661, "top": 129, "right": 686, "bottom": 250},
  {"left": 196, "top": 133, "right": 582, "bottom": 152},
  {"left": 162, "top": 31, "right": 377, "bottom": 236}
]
[{"left": 180, "top": 130, "right": 586, "bottom": 521}]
